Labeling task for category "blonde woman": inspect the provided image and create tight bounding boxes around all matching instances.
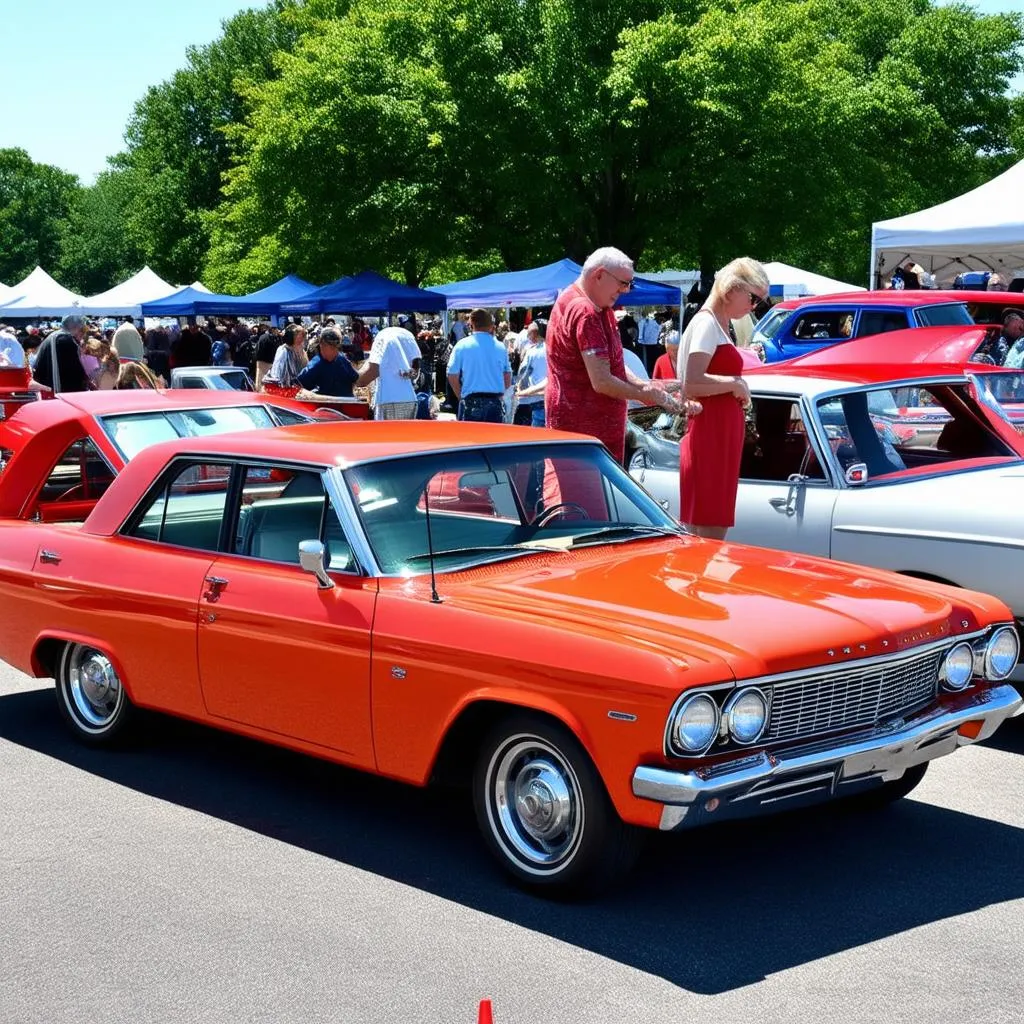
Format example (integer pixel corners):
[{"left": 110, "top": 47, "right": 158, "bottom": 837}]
[
  {"left": 262, "top": 323, "right": 308, "bottom": 390},
  {"left": 677, "top": 257, "right": 770, "bottom": 539}
]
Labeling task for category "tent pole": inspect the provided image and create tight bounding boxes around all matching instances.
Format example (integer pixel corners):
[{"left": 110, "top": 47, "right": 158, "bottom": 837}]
[{"left": 868, "top": 228, "right": 876, "bottom": 290}]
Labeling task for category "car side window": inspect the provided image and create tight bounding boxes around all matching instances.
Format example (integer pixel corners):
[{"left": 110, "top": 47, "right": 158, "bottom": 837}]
[
  {"left": 857, "top": 310, "right": 908, "bottom": 336},
  {"left": 126, "top": 461, "right": 233, "bottom": 551},
  {"left": 36, "top": 438, "right": 116, "bottom": 507},
  {"left": 233, "top": 465, "right": 353, "bottom": 571},
  {"left": 790, "top": 311, "right": 855, "bottom": 340},
  {"left": 741, "top": 399, "right": 825, "bottom": 482}
]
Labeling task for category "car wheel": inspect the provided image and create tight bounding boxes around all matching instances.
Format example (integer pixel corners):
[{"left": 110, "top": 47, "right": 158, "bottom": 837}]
[
  {"left": 473, "top": 714, "right": 641, "bottom": 895},
  {"left": 847, "top": 763, "right": 929, "bottom": 810},
  {"left": 56, "top": 643, "right": 134, "bottom": 745}
]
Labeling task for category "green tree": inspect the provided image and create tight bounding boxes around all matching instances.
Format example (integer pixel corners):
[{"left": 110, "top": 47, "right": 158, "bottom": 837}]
[
  {"left": 57, "top": 168, "right": 146, "bottom": 295},
  {"left": 119, "top": 3, "right": 301, "bottom": 286},
  {"left": 0, "top": 148, "right": 79, "bottom": 285}
]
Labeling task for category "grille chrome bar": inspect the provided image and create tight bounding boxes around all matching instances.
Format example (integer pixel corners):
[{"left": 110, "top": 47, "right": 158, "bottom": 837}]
[{"left": 764, "top": 649, "right": 942, "bottom": 742}]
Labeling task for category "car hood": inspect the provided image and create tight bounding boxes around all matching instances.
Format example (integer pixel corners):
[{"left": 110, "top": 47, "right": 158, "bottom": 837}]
[{"left": 445, "top": 537, "right": 980, "bottom": 683}]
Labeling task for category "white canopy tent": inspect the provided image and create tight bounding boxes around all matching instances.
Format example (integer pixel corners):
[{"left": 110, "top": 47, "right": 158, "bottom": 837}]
[
  {"left": 0, "top": 282, "right": 12, "bottom": 305},
  {"left": 0, "top": 266, "right": 86, "bottom": 319},
  {"left": 762, "top": 261, "right": 864, "bottom": 297},
  {"left": 80, "top": 266, "right": 178, "bottom": 317},
  {"left": 871, "top": 159, "right": 1024, "bottom": 287}
]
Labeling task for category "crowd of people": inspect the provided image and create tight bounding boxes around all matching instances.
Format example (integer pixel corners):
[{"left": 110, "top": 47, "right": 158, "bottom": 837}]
[{"left": 0, "top": 248, "right": 776, "bottom": 541}]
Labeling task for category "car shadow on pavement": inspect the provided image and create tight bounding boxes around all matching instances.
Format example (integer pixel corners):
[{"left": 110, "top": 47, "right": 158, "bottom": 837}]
[
  {"left": 981, "top": 714, "right": 1024, "bottom": 754},
  {"left": 2, "top": 686, "right": 1023, "bottom": 996}
]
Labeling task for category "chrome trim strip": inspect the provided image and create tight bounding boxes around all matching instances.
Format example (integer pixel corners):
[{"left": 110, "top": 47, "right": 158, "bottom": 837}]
[
  {"left": 635, "top": 683, "right": 1021, "bottom": 829},
  {"left": 833, "top": 523, "right": 1024, "bottom": 548}
]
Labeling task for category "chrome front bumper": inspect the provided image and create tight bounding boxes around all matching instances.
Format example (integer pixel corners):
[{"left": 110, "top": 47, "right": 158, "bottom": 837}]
[{"left": 633, "top": 684, "right": 1022, "bottom": 831}]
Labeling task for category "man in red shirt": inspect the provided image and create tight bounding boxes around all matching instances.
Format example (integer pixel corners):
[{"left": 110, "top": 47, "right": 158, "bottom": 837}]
[{"left": 545, "top": 248, "right": 697, "bottom": 462}]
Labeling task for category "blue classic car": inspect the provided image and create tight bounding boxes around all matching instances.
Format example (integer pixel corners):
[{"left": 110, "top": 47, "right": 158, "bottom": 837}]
[{"left": 751, "top": 289, "right": 990, "bottom": 362}]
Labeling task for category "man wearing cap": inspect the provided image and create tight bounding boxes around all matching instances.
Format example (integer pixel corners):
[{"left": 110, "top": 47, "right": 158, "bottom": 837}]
[
  {"left": 296, "top": 327, "right": 359, "bottom": 397},
  {"left": 447, "top": 308, "right": 512, "bottom": 423}
]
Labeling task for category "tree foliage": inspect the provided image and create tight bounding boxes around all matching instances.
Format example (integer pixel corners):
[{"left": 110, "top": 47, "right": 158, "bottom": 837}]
[
  {"left": 23, "top": 0, "right": 1024, "bottom": 295},
  {"left": 0, "top": 148, "right": 79, "bottom": 285}
]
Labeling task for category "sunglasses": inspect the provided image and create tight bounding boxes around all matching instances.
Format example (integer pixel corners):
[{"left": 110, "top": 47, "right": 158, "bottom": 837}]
[
  {"left": 606, "top": 270, "right": 634, "bottom": 291},
  {"left": 747, "top": 291, "right": 765, "bottom": 306}
]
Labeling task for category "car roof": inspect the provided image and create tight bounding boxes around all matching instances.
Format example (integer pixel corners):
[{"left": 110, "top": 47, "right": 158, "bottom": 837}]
[
  {"left": 84, "top": 421, "right": 602, "bottom": 536},
  {"left": 771, "top": 289, "right": 1023, "bottom": 312}
]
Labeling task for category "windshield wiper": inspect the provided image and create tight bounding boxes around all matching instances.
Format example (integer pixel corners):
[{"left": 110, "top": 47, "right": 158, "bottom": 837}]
[
  {"left": 567, "top": 525, "right": 686, "bottom": 548},
  {"left": 403, "top": 544, "right": 567, "bottom": 567}
]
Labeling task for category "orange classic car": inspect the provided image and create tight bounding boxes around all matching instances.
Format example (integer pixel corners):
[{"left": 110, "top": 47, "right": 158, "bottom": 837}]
[{"left": 0, "top": 420, "right": 1019, "bottom": 896}]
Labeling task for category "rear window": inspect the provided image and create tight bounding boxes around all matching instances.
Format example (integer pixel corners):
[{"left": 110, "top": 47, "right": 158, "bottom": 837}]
[{"left": 913, "top": 303, "right": 973, "bottom": 327}]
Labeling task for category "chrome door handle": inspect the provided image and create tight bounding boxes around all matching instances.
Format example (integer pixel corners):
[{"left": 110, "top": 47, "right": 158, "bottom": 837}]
[
  {"left": 769, "top": 497, "right": 795, "bottom": 515},
  {"left": 203, "top": 575, "right": 229, "bottom": 602},
  {"left": 39, "top": 549, "right": 62, "bottom": 565}
]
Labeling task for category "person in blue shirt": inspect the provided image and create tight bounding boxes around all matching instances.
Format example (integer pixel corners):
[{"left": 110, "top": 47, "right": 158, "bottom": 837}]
[
  {"left": 447, "top": 308, "right": 512, "bottom": 423},
  {"left": 296, "top": 327, "right": 358, "bottom": 396}
]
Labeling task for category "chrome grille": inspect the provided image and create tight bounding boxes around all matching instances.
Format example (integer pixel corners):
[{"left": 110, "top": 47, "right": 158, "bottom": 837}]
[{"left": 765, "top": 648, "right": 942, "bottom": 742}]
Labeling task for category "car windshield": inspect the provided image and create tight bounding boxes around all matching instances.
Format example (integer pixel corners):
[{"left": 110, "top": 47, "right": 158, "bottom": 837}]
[
  {"left": 99, "top": 405, "right": 279, "bottom": 461},
  {"left": 914, "top": 303, "right": 973, "bottom": 327},
  {"left": 815, "top": 382, "right": 1016, "bottom": 479},
  {"left": 342, "top": 442, "right": 682, "bottom": 575},
  {"left": 977, "top": 371, "right": 1024, "bottom": 404},
  {"left": 207, "top": 370, "right": 253, "bottom": 391},
  {"left": 752, "top": 308, "right": 787, "bottom": 342}
]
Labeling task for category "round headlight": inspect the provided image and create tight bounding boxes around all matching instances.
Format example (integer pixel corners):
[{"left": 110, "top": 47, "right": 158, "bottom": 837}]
[
  {"left": 724, "top": 687, "right": 768, "bottom": 745},
  {"left": 672, "top": 694, "right": 720, "bottom": 754},
  {"left": 984, "top": 626, "right": 1019, "bottom": 681},
  {"left": 940, "top": 641, "right": 975, "bottom": 691}
]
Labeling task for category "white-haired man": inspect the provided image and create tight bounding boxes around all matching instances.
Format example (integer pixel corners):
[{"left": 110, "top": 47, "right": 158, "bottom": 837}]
[{"left": 545, "top": 247, "right": 698, "bottom": 463}]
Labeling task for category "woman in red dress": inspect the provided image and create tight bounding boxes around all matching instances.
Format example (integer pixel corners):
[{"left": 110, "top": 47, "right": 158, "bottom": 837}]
[{"left": 677, "top": 258, "right": 770, "bottom": 539}]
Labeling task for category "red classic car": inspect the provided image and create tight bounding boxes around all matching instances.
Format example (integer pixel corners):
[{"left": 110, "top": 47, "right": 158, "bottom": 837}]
[
  {"left": 766, "top": 325, "right": 1024, "bottom": 435},
  {"left": 0, "top": 389, "right": 345, "bottom": 524},
  {"left": 0, "top": 421, "right": 1019, "bottom": 895}
]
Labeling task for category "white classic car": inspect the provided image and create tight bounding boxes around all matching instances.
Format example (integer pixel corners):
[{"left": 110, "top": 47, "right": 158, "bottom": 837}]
[{"left": 630, "top": 361, "right": 1024, "bottom": 685}]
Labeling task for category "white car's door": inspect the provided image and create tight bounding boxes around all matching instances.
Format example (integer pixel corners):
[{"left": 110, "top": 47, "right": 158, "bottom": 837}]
[{"left": 731, "top": 479, "right": 837, "bottom": 556}]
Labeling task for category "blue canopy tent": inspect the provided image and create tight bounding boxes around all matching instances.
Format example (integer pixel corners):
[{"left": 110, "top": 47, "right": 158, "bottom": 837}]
[
  {"left": 192, "top": 274, "right": 317, "bottom": 316},
  {"left": 279, "top": 270, "right": 446, "bottom": 314},
  {"left": 141, "top": 286, "right": 239, "bottom": 317},
  {"left": 433, "top": 258, "right": 681, "bottom": 309}
]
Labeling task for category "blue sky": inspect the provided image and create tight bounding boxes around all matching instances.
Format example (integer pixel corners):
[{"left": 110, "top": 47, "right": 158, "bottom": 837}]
[
  {"left": 1, "top": 0, "right": 1022, "bottom": 185},
  {"left": 0, "top": 0, "right": 251, "bottom": 182}
]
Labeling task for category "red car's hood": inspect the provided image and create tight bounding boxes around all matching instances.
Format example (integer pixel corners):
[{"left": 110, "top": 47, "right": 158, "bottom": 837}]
[{"left": 445, "top": 537, "right": 994, "bottom": 681}]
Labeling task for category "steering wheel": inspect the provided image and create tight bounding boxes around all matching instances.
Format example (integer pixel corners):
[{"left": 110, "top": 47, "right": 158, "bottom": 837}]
[{"left": 534, "top": 502, "right": 588, "bottom": 527}]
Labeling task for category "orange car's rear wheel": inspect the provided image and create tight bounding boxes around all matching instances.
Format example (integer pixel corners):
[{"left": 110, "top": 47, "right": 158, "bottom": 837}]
[
  {"left": 56, "top": 643, "right": 134, "bottom": 745},
  {"left": 473, "top": 714, "right": 641, "bottom": 895}
]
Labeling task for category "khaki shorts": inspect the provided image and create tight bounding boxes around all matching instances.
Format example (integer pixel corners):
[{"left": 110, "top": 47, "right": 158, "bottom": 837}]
[{"left": 375, "top": 401, "right": 418, "bottom": 421}]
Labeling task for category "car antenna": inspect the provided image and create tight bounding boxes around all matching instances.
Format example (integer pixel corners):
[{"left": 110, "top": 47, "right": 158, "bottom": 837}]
[{"left": 422, "top": 477, "right": 443, "bottom": 604}]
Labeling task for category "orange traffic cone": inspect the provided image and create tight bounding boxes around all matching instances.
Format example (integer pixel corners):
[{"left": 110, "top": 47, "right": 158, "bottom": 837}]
[{"left": 478, "top": 998, "right": 494, "bottom": 1024}]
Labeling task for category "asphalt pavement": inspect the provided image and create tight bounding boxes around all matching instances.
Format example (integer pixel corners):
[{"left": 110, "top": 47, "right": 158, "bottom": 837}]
[{"left": 2, "top": 661, "right": 1022, "bottom": 1024}]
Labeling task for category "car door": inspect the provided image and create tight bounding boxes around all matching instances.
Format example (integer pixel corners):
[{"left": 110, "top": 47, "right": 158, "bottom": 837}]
[
  {"left": 195, "top": 463, "right": 377, "bottom": 767},
  {"left": 729, "top": 396, "right": 837, "bottom": 556},
  {"left": 778, "top": 307, "right": 858, "bottom": 360}
]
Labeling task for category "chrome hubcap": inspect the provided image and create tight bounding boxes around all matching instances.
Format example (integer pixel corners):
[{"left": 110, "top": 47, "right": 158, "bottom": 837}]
[
  {"left": 67, "top": 648, "right": 121, "bottom": 728},
  {"left": 491, "top": 738, "right": 583, "bottom": 870}
]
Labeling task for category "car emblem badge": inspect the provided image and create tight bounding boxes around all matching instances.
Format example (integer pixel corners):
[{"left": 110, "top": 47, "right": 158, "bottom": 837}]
[{"left": 390, "top": 666, "right": 407, "bottom": 680}]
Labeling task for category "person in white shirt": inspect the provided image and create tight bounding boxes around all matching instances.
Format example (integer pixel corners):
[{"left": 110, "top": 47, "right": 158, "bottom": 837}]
[{"left": 355, "top": 325, "right": 421, "bottom": 419}]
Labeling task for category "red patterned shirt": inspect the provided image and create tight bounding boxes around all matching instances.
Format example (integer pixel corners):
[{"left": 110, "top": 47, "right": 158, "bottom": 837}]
[{"left": 544, "top": 283, "right": 628, "bottom": 461}]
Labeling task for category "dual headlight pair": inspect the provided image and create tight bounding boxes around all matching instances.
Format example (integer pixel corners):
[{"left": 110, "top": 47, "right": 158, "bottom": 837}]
[
  {"left": 939, "top": 625, "right": 1019, "bottom": 691},
  {"left": 670, "top": 687, "right": 768, "bottom": 755}
]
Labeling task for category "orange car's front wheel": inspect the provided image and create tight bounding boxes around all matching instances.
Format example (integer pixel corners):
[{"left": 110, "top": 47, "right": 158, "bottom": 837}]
[{"left": 472, "top": 713, "right": 641, "bottom": 896}]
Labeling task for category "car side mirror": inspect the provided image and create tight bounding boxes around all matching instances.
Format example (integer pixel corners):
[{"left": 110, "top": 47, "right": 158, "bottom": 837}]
[
  {"left": 786, "top": 472, "right": 807, "bottom": 486},
  {"left": 844, "top": 463, "right": 868, "bottom": 486},
  {"left": 299, "top": 539, "right": 335, "bottom": 589}
]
